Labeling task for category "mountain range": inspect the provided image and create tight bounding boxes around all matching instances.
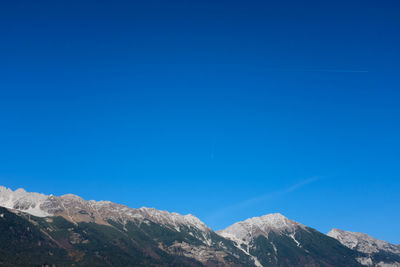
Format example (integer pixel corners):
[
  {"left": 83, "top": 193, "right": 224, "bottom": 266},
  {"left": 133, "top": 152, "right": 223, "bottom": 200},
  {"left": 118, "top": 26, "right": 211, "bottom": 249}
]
[{"left": 0, "top": 185, "right": 399, "bottom": 267}]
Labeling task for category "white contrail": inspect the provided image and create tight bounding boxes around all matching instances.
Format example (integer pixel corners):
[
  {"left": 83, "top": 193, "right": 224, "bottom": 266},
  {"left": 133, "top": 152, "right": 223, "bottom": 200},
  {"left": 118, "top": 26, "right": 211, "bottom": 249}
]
[{"left": 300, "top": 69, "right": 368, "bottom": 73}]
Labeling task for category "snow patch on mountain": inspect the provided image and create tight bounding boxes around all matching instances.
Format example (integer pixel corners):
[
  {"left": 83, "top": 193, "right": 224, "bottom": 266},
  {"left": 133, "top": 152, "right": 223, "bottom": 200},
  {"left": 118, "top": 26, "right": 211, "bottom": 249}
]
[
  {"left": 290, "top": 232, "right": 301, "bottom": 247},
  {"left": 0, "top": 186, "right": 50, "bottom": 217},
  {"left": 356, "top": 257, "right": 374, "bottom": 266},
  {"left": 218, "top": 232, "right": 263, "bottom": 267},
  {"left": 375, "top": 262, "right": 400, "bottom": 267}
]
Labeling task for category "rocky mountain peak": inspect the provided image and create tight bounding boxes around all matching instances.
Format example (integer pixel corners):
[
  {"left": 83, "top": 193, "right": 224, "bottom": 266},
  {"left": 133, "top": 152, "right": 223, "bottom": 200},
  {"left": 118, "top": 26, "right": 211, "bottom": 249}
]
[
  {"left": 218, "top": 213, "right": 304, "bottom": 244},
  {"left": 328, "top": 228, "right": 400, "bottom": 255},
  {"left": 60, "top": 194, "right": 84, "bottom": 200}
]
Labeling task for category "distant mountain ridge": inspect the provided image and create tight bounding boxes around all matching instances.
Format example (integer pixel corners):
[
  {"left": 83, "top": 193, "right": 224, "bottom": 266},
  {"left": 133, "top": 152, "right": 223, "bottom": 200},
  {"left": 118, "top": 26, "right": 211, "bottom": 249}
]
[
  {"left": 0, "top": 186, "right": 209, "bottom": 231},
  {"left": 0, "top": 185, "right": 399, "bottom": 267},
  {"left": 328, "top": 228, "right": 400, "bottom": 267}
]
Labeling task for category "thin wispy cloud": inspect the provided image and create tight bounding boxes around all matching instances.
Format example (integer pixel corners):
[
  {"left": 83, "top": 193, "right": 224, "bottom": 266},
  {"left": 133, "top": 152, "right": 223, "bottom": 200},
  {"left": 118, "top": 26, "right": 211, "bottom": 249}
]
[
  {"left": 264, "top": 67, "right": 368, "bottom": 73},
  {"left": 300, "top": 69, "right": 368, "bottom": 73},
  {"left": 206, "top": 176, "right": 320, "bottom": 223}
]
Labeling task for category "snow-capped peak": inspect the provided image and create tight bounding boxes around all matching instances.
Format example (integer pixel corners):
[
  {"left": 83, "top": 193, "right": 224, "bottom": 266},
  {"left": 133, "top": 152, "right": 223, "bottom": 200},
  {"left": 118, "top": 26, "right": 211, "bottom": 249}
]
[
  {"left": 217, "top": 213, "right": 305, "bottom": 267},
  {"left": 328, "top": 228, "right": 400, "bottom": 255},
  {"left": 0, "top": 186, "right": 50, "bottom": 217},
  {"left": 244, "top": 213, "right": 299, "bottom": 230},
  {"left": 218, "top": 213, "right": 304, "bottom": 244}
]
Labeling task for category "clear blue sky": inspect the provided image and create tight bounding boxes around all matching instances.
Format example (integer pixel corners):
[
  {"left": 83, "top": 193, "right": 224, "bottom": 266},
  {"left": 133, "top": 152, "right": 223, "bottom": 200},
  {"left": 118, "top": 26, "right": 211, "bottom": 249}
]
[{"left": 1, "top": 1, "right": 399, "bottom": 243}]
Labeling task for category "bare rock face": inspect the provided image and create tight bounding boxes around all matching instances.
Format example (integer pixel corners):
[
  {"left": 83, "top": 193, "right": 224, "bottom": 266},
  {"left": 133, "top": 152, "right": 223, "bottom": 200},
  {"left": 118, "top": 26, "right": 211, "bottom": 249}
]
[
  {"left": 217, "top": 214, "right": 309, "bottom": 267},
  {"left": 328, "top": 228, "right": 400, "bottom": 255},
  {"left": 218, "top": 213, "right": 305, "bottom": 244},
  {"left": 328, "top": 228, "right": 400, "bottom": 267},
  {"left": 0, "top": 186, "right": 210, "bottom": 233}
]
